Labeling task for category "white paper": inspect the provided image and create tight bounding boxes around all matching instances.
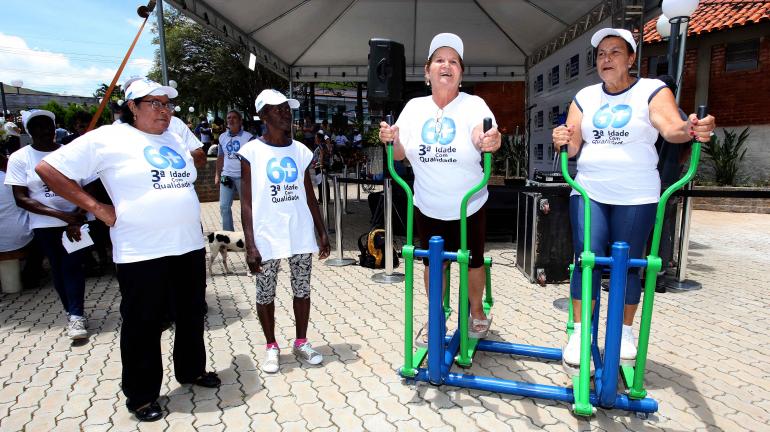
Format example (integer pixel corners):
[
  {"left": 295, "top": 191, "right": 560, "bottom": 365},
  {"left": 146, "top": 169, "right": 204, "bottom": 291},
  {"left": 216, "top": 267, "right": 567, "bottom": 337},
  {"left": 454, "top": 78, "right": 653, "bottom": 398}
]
[{"left": 61, "top": 225, "right": 94, "bottom": 254}]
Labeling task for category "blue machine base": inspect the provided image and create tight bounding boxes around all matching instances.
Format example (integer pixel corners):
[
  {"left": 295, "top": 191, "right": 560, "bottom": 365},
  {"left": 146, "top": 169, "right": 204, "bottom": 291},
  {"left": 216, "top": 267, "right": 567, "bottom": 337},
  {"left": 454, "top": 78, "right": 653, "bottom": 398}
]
[{"left": 406, "top": 332, "right": 659, "bottom": 414}]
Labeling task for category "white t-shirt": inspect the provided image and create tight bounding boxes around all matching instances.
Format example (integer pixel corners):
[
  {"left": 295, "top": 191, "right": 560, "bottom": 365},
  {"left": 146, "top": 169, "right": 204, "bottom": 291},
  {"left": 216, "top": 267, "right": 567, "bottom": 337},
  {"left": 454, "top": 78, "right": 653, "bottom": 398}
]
[
  {"left": 574, "top": 78, "right": 666, "bottom": 205},
  {"left": 218, "top": 129, "right": 253, "bottom": 178},
  {"left": 114, "top": 116, "right": 203, "bottom": 153},
  {"left": 4, "top": 145, "right": 89, "bottom": 229},
  {"left": 396, "top": 93, "right": 496, "bottom": 220},
  {"left": 43, "top": 123, "right": 204, "bottom": 263},
  {"left": 334, "top": 134, "right": 349, "bottom": 147},
  {"left": 237, "top": 138, "right": 318, "bottom": 261},
  {"left": 0, "top": 171, "right": 33, "bottom": 251}
]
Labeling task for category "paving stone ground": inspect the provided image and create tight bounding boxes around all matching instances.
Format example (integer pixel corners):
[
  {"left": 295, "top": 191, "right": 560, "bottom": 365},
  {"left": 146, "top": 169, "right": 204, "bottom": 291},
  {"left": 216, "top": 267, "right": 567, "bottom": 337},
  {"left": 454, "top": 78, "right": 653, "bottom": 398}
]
[{"left": 1, "top": 187, "right": 768, "bottom": 431}]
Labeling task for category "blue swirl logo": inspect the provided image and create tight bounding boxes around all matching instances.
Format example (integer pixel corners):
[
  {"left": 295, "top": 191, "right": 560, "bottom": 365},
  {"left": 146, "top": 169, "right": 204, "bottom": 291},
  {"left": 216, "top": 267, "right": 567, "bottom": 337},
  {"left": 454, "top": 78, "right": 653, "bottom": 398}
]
[
  {"left": 226, "top": 139, "right": 241, "bottom": 154},
  {"left": 592, "top": 103, "right": 632, "bottom": 129},
  {"left": 421, "top": 117, "right": 456, "bottom": 145},
  {"left": 266, "top": 157, "right": 299, "bottom": 184},
  {"left": 143, "top": 146, "right": 186, "bottom": 169}
]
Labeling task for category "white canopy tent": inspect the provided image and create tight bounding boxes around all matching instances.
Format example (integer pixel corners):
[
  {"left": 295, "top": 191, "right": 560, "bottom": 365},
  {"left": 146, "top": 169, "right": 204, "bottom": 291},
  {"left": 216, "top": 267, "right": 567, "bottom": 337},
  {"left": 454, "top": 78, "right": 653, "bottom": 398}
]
[{"left": 163, "top": 0, "right": 655, "bottom": 83}]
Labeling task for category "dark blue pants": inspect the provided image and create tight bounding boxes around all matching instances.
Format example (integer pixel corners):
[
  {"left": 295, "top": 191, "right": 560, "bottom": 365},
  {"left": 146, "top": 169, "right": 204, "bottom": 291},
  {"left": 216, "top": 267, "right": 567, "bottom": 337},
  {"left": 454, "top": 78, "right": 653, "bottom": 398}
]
[
  {"left": 34, "top": 227, "right": 86, "bottom": 316},
  {"left": 569, "top": 196, "right": 656, "bottom": 305}
]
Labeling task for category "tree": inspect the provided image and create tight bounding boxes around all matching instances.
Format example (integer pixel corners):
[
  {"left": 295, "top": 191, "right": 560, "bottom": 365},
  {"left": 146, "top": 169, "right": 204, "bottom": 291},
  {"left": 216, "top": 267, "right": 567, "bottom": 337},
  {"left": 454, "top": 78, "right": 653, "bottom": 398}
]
[{"left": 147, "top": 8, "right": 286, "bottom": 120}]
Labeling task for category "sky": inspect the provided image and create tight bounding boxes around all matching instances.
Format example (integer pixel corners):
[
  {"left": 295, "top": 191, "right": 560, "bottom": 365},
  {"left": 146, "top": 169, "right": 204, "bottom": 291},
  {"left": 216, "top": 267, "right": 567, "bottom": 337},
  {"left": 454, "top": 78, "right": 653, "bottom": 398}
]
[{"left": 0, "top": 0, "right": 160, "bottom": 97}]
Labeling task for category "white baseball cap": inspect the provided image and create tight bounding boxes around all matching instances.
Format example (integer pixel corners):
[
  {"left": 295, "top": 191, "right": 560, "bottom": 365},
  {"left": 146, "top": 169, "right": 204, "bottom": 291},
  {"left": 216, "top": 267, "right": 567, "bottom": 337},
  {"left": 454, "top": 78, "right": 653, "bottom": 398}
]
[
  {"left": 3, "top": 122, "right": 20, "bottom": 137},
  {"left": 590, "top": 28, "right": 637, "bottom": 53},
  {"left": 428, "top": 33, "right": 464, "bottom": 60},
  {"left": 122, "top": 76, "right": 143, "bottom": 90},
  {"left": 21, "top": 109, "right": 56, "bottom": 133},
  {"left": 255, "top": 89, "right": 299, "bottom": 113},
  {"left": 125, "top": 78, "right": 178, "bottom": 100}
]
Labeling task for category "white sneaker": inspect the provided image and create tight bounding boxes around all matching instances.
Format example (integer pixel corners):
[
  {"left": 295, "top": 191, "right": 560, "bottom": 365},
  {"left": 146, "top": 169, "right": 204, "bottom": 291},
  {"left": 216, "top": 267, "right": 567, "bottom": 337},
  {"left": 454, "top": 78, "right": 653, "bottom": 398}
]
[
  {"left": 262, "top": 347, "right": 280, "bottom": 373},
  {"left": 293, "top": 342, "right": 323, "bottom": 365},
  {"left": 67, "top": 316, "right": 88, "bottom": 340},
  {"left": 620, "top": 325, "right": 637, "bottom": 362},
  {"left": 562, "top": 325, "right": 582, "bottom": 366}
]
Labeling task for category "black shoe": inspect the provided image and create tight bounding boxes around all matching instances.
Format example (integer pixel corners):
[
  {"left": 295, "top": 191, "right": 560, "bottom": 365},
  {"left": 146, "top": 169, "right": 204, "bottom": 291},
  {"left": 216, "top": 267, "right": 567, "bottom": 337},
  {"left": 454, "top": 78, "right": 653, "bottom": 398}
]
[
  {"left": 180, "top": 371, "right": 221, "bottom": 388},
  {"left": 129, "top": 401, "right": 163, "bottom": 422}
]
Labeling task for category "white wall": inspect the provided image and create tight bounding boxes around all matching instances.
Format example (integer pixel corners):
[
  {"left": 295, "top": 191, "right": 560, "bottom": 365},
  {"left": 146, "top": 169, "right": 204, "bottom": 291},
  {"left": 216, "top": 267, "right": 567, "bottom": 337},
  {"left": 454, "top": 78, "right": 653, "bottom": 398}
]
[{"left": 527, "top": 18, "right": 611, "bottom": 177}]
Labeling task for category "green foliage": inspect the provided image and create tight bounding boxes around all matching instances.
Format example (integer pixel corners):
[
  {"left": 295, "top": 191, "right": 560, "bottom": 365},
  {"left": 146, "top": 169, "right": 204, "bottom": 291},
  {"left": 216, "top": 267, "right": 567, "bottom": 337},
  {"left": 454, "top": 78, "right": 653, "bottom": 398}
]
[
  {"left": 702, "top": 127, "right": 750, "bottom": 186},
  {"left": 492, "top": 127, "right": 527, "bottom": 177},
  {"left": 364, "top": 126, "right": 381, "bottom": 147},
  {"left": 37, "top": 100, "right": 111, "bottom": 129},
  {"left": 148, "top": 8, "right": 286, "bottom": 120}
]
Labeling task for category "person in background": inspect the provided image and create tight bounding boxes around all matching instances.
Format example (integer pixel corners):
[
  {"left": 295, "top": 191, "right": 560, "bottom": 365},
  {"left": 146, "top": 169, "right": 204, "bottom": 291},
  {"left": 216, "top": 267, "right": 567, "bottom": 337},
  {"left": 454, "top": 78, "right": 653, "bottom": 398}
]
[
  {"left": 552, "top": 28, "right": 715, "bottom": 370},
  {"left": 61, "top": 111, "right": 91, "bottom": 145},
  {"left": 195, "top": 118, "right": 213, "bottom": 153},
  {"left": 378, "top": 33, "right": 501, "bottom": 346},
  {"left": 239, "top": 89, "right": 330, "bottom": 374},
  {"left": 0, "top": 151, "right": 43, "bottom": 289},
  {"left": 652, "top": 74, "right": 690, "bottom": 293},
  {"left": 36, "top": 79, "right": 220, "bottom": 422},
  {"left": 54, "top": 123, "right": 69, "bottom": 145},
  {"left": 2, "top": 121, "right": 22, "bottom": 155},
  {"left": 4, "top": 109, "right": 90, "bottom": 340},
  {"left": 215, "top": 110, "right": 253, "bottom": 231}
]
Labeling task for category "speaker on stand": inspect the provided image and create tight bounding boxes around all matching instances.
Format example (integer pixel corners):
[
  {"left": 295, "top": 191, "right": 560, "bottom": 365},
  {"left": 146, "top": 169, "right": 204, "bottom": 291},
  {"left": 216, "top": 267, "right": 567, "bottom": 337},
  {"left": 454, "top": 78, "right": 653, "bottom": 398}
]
[{"left": 368, "top": 38, "right": 406, "bottom": 284}]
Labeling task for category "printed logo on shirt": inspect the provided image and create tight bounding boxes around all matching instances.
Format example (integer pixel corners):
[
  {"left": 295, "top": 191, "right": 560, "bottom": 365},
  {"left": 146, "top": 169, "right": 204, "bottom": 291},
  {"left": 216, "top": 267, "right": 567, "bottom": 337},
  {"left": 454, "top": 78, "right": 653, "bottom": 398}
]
[
  {"left": 265, "top": 157, "right": 301, "bottom": 203},
  {"left": 226, "top": 139, "right": 241, "bottom": 159},
  {"left": 417, "top": 116, "right": 458, "bottom": 164},
  {"left": 590, "top": 103, "right": 632, "bottom": 145},
  {"left": 42, "top": 183, "right": 58, "bottom": 198},
  {"left": 144, "top": 145, "right": 192, "bottom": 190},
  {"left": 144, "top": 146, "right": 186, "bottom": 169}
]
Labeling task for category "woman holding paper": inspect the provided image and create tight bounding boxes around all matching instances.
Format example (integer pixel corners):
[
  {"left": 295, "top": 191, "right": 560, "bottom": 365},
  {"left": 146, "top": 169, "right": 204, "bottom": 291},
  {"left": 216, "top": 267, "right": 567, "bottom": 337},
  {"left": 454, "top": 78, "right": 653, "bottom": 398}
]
[
  {"left": 3, "top": 109, "right": 89, "bottom": 340},
  {"left": 35, "top": 79, "right": 219, "bottom": 422}
]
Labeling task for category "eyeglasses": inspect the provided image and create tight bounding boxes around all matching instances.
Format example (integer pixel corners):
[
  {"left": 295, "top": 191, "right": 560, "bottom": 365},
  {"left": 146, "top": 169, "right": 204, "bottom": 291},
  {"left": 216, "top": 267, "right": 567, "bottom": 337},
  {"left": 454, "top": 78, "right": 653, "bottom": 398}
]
[
  {"left": 434, "top": 108, "right": 444, "bottom": 135},
  {"left": 137, "top": 99, "right": 175, "bottom": 112}
]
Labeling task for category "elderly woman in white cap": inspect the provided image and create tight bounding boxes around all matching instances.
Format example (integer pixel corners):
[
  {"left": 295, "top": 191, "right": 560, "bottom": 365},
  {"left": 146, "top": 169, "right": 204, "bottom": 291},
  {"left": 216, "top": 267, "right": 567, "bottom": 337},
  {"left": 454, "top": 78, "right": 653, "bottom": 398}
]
[
  {"left": 36, "top": 78, "right": 219, "bottom": 422},
  {"left": 4, "top": 109, "right": 90, "bottom": 340},
  {"left": 551, "top": 28, "right": 716, "bottom": 371},
  {"left": 378, "top": 33, "right": 502, "bottom": 345}
]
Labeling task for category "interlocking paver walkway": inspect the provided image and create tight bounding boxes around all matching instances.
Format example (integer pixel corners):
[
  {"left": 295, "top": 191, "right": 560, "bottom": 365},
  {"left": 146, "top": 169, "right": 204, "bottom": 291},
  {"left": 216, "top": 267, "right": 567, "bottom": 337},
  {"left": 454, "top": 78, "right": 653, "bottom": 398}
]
[{"left": 1, "top": 188, "right": 768, "bottom": 431}]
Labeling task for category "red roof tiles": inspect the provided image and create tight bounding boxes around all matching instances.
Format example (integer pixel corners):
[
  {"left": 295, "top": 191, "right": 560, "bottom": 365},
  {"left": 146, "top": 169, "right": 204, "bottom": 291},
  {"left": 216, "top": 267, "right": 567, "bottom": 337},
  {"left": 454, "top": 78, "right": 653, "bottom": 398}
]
[{"left": 643, "top": 0, "right": 770, "bottom": 43}]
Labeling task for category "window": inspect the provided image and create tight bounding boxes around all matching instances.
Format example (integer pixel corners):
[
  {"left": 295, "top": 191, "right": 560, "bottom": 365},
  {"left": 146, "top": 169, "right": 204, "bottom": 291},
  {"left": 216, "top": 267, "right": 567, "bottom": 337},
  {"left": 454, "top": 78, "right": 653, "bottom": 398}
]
[
  {"left": 586, "top": 48, "right": 596, "bottom": 70},
  {"left": 535, "top": 110, "right": 543, "bottom": 129},
  {"left": 648, "top": 55, "right": 669, "bottom": 77},
  {"left": 536, "top": 144, "right": 544, "bottom": 160},
  {"left": 317, "top": 104, "right": 328, "bottom": 122},
  {"left": 534, "top": 74, "right": 543, "bottom": 93},
  {"left": 549, "top": 106, "right": 560, "bottom": 127},
  {"left": 567, "top": 54, "right": 580, "bottom": 79},
  {"left": 725, "top": 39, "right": 759, "bottom": 72},
  {"left": 549, "top": 65, "right": 560, "bottom": 87}
]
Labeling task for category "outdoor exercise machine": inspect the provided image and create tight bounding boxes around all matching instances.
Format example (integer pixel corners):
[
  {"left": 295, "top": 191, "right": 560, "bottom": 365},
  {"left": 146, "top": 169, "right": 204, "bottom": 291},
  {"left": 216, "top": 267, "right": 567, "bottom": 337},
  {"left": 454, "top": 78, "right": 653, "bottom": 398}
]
[{"left": 388, "top": 106, "right": 706, "bottom": 416}]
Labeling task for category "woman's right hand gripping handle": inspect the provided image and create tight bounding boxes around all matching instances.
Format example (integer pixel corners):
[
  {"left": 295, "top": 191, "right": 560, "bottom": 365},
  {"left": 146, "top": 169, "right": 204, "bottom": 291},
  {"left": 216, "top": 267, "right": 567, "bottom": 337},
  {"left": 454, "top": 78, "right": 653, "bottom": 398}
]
[{"left": 552, "top": 124, "right": 576, "bottom": 156}]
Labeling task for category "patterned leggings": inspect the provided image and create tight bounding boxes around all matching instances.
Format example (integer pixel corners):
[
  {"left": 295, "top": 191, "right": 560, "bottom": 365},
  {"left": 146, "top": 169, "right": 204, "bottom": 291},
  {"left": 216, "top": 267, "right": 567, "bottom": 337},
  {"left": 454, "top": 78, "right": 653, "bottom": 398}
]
[{"left": 254, "top": 253, "right": 312, "bottom": 305}]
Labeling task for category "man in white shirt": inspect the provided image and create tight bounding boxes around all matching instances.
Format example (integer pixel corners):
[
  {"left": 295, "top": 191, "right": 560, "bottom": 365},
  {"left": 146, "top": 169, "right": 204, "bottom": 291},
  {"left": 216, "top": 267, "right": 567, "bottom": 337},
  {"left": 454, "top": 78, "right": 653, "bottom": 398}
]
[{"left": 215, "top": 110, "right": 253, "bottom": 231}]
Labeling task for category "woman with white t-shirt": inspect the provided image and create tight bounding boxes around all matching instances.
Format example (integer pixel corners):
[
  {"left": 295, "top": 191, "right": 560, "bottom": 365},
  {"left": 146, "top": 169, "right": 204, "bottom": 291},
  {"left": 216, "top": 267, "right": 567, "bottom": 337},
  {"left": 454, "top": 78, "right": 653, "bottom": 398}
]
[
  {"left": 378, "top": 33, "right": 501, "bottom": 345},
  {"left": 35, "top": 79, "right": 220, "bottom": 422},
  {"left": 551, "top": 28, "right": 715, "bottom": 370},
  {"left": 4, "top": 109, "right": 90, "bottom": 340}
]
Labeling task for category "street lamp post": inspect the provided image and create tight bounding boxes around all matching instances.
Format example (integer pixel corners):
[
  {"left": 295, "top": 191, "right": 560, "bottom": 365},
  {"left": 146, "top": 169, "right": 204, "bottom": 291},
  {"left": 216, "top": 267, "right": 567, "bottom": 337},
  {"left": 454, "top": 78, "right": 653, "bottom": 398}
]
[
  {"left": 11, "top": 80, "right": 23, "bottom": 95},
  {"left": 661, "top": 0, "right": 701, "bottom": 292}
]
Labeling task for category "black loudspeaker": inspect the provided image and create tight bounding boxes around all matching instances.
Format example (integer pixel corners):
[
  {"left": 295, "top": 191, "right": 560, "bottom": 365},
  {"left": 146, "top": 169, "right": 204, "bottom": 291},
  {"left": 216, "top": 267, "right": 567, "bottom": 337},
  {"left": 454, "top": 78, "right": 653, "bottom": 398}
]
[{"left": 367, "top": 39, "right": 405, "bottom": 102}]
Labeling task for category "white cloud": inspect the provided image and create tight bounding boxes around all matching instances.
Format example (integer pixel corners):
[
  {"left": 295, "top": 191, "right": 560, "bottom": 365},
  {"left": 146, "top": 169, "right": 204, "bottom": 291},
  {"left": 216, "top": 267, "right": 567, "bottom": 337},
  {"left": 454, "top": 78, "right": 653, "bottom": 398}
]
[
  {"left": 0, "top": 33, "right": 153, "bottom": 97},
  {"left": 126, "top": 18, "right": 145, "bottom": 28}
]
